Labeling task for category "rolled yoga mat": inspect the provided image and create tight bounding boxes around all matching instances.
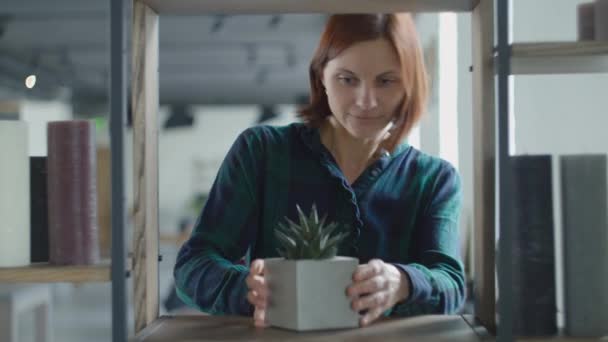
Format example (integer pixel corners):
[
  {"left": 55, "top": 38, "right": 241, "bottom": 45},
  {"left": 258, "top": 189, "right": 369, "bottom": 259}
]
[
  {"left": 47, "top": 120, "right": 100, "bottom": 265},
  {"left": 506, "top": 155, "right": 557, "bottom": 336},
  {"left": 578, "top": 2, "right": 596, "bottom": 40},
  {"left": 560, "top": 155, "right": 608, "bottom": 337},
  {"left": 596, "top": 0, "right": 608, "bottom": 41},
  {"left": 0, "top": 120, "right": 30, "bottom": 267},
  {"left": 30, "top": 156, "right": 49, "bottom": 263}
]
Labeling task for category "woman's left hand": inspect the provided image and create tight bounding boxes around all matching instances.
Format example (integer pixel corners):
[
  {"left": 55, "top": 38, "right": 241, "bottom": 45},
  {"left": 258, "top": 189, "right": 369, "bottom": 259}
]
[{"left": 346, "top": 259, "right": 411, "bottom": 327}]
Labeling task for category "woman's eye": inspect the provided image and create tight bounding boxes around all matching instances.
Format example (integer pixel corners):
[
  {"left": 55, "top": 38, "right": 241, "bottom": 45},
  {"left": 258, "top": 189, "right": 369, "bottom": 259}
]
[
  {"left": 337, "top": 76, "right": 356, "bottom": 85},
  {"left": 379, "top": 78, "right": 396, "bottom": 86}
]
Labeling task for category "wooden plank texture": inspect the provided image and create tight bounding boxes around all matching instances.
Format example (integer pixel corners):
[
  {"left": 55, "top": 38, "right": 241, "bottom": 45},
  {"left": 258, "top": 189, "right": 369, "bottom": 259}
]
[
  {"left": 132, "top": 0, "right": 160, "bottom": 334},
  {"left": 511, "top": 42, "right": 608, "bottom": 58},
  {"left": 135, "top": 315, "right": 482, "bottom": 341},
  {"left": 141, "top": 0, "right": 479, "bottom": 14},
  {"left": 510, "top": 42, "right": 608, "bottom": 75},
  {"left": 471, "top": 0, "right": 496, "bottom": 335},
  {"left": 0, "top": 262, "right": 111, "bottom": 283}
]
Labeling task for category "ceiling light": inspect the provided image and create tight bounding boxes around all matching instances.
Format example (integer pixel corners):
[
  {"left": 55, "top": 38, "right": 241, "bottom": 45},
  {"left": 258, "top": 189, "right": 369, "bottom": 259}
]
[{"left": 25, "top": 75, "right": 37, "bottom": 89}]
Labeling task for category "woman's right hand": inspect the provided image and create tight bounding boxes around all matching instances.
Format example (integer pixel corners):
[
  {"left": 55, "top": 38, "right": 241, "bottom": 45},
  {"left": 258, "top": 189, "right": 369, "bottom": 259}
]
[{"left": 245, "top": 259, "right": 270, "bottom": 327}]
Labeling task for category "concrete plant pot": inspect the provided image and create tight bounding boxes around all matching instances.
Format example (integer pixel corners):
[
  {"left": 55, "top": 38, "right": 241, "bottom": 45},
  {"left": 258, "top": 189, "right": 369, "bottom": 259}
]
[{"left": 264, "top": 256, "right": 359, "bottom": 331}]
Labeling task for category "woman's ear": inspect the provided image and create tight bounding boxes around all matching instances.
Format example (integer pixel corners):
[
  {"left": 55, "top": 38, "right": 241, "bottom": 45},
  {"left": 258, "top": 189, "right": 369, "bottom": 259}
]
[
  {"left": 319, "top": 78, "right": 327, "bottom": 94},
  {"left": 319, "top": 67, "right": 327, "bottom": 88}
]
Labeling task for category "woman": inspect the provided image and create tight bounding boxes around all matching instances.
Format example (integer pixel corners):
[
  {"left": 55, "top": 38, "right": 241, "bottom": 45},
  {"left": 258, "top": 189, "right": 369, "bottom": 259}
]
[{"left": 174, "top": 13, "right": 465, "bottom": 328}]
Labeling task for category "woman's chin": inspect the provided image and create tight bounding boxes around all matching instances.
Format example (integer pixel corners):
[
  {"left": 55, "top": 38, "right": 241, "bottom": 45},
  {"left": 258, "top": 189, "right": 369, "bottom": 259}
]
[
  {"left": 344, "top": 123, "right": 388, "bottom": 141},
  {"left": 345, "top": 120, "right": 388, "bottom": 139}
]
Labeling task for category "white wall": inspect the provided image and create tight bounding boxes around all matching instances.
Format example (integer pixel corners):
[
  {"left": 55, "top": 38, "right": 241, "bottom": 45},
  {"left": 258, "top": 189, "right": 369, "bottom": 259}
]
[
  {"left": 416, "top": 14, "right": 441, "bottom": 156},
  {"left": 142, "top": 105, "right": 298, "bottom": 234},
  {"left": 20, "top": 99, "right": 73, "bottom": 156},
  {"left": 512, "top": 0, "right": 608, "bottom": 156}
]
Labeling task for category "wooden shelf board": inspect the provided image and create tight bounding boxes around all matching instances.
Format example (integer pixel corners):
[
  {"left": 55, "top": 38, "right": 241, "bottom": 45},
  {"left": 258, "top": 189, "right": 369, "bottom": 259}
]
[
  {"left": 140, "top": 0, "right": 479, "bottom": 15},
  {"left": 520, "top": 333, "right": 608, "bottom": 341},
  {"left": 0, "top": 258, "right": 132, "bottom": 283},
  {"left": 509, "top": 42, "right": 608, "bottom": 75},
  {"left": 135, "top": 314, "right": 482, "bottom": 341},
  {"left": 512, "top": 41, "right": 608, "bottom": 58}
]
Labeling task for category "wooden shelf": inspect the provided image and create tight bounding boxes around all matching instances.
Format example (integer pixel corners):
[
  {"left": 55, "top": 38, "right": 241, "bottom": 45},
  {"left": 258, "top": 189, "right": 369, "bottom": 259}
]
[
  {"left": 0, "top": 259, "right": 132, "bottom": 283},
  {"left": 141, "top": 0, "right": 480, "bottom": 15},
  {"left": 510, "top": 41, "right": 608, "bottom": 75},
  {"left": 135, "top": 314, "right": 483, "bottom": 341},
  {"left": 521, "top": 337, "right": 608, "bottom": 341},
  {"left": 512, "top": 41, "right": 608, "bottom": 58}
]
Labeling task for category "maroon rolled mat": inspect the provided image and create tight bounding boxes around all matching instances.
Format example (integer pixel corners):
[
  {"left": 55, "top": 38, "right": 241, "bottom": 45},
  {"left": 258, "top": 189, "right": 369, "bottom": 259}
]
[{"left": 47, "top": 120, "right": 100, "bottom": 265}]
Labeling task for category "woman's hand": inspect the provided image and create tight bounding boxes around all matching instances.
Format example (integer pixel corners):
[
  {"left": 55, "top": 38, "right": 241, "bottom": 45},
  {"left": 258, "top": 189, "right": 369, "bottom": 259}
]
[
  {"left": 346, "top": 259, "right": 411, "bottom": 327},
  {"left": 245, "top": 259, "right": 271, "bottom": 328}
]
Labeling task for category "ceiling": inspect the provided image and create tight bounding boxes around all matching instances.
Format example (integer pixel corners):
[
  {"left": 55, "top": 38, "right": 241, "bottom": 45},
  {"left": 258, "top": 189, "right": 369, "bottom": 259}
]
[
  {"left": 0, "top": 1, "right": 435, "bottom": 115},
  {"left": 0, "top": 0, "right": 327, "bottom": 113}
]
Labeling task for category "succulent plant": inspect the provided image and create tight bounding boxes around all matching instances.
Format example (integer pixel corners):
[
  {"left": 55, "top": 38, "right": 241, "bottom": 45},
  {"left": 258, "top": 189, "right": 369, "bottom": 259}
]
[{"left": 275, "top": 204, "right": 349, "bottom": 260}]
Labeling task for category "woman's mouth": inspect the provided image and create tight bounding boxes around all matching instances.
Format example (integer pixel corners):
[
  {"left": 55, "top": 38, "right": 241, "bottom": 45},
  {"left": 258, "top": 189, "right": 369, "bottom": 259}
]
[{"left": 348, "top": 113, "right": 385, "bottom": 121}]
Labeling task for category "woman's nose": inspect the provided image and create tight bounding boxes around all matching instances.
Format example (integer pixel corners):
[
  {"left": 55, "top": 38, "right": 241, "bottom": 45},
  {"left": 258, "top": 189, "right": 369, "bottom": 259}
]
[{"left": 355, "top": 85, "right": 378, "bottom": 110}]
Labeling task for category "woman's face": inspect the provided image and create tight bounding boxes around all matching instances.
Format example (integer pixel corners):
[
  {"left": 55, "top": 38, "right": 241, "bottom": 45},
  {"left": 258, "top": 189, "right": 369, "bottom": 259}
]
[{"left": 322, "top": 38, "right": 405, "bottom": 141}]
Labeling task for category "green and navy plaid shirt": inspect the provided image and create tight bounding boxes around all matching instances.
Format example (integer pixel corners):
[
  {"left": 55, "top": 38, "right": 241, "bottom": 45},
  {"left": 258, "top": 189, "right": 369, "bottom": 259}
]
[{"left": 174, "top": 122, "right": 465, "bottom": 317}]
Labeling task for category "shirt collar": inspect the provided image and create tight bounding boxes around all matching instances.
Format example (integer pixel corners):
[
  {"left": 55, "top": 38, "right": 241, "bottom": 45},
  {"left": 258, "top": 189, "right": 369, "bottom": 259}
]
[{"left": 296, "top": 122, "right": 410, "bottom": 161}]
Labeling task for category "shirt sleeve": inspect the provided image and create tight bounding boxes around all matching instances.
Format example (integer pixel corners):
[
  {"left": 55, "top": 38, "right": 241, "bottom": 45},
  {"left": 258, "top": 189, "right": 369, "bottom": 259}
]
[
  {"left": 389, "top": 163, "right": 467, "bottom": 316},
  {"left": 173, "top": 128, "right": 264, "bottom": 316}
]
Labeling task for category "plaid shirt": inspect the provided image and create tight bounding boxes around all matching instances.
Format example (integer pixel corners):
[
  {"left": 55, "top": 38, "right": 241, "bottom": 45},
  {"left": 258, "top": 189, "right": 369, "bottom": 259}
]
[{"left": 174, "top": 122, "right": 465, "bottom": 317}]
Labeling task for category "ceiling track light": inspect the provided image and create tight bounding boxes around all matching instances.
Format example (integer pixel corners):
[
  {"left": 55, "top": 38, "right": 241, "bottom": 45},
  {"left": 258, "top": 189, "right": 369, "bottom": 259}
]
[
  {"left": 210, "top": 15, "right": 227, "bottom": 34},
  {"left": 268, "top": 15, "right": 282, "bottom": 29}
]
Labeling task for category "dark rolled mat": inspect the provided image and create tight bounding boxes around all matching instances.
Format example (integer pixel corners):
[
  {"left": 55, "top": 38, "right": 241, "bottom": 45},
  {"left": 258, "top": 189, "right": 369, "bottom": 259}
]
[
  {"left": 505, "top": 155, "right": 557, "bottom": 336},
  {"left": 30, "top": 156, "right": 49, "bottom": 262},
  {"left": 47, "top": 120, "right": 99, "bottom": 265}
]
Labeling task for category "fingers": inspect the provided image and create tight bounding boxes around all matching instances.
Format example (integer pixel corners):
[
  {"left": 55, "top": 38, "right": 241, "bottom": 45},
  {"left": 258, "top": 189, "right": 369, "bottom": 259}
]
[
  {"left": 246, "top": 260, "right": 269, "bottom": 309},
  {"left": 360, "top": 306, "right": 385, "bottom": 327},
  {"left": 346, "top": 275, "right": 388, "bottom": 298},
  {"left": 352, "top": 259, "right": 384, "bottom": 282},
  {"left": 246, "top": 259, "right": 269, "bottom": 294},
  {"left": 253, "top": 307, "right": 270, "bottom": 328},
  {"left": 351, "top": 291, "right": 389, "bottom": 313},
  {"left": 247, "top": 290, "right": 267, "bottom": 309},
  {"left": 246, "top": 275, "right": 269, "bottom": 308},
  {"left": 246, "top": 274, "right": 268, "bottom": 294},
  {"left": 347, "top": 259, "right": 392, "bottom": 328},
  {"left": 250, "top": 261, "right": 270, "bottom": 329},
  {"left": 250, "top": 259, "right": 265, "bottom": 275}
]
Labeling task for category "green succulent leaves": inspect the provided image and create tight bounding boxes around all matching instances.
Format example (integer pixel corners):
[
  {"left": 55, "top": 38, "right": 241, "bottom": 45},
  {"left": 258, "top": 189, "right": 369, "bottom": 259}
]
[{"left": 275, "top": 204, "right": 349, "bottom": 260}]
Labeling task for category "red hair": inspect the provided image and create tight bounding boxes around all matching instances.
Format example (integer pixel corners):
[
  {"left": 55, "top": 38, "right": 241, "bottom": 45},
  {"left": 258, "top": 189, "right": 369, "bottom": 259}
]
[{"left": 298, "top": 14, "right": 428, "bottom": 152}]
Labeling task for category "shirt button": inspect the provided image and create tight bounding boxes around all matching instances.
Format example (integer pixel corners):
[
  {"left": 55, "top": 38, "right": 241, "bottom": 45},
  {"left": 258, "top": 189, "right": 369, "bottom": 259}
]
[{"left": 371, "top": 169, "right": 380, "bottom": 177}]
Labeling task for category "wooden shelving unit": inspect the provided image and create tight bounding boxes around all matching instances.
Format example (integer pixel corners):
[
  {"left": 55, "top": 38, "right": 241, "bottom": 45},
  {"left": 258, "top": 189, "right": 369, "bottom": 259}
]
[
  {"left": 7, "top": 0, "right": 605, "bottom": 340},
  {"left": 106, "top": 0, "right": 608, "bottom": 341},
  {"left": 0, "top": 262, "right": 113, "bottom": 283}
]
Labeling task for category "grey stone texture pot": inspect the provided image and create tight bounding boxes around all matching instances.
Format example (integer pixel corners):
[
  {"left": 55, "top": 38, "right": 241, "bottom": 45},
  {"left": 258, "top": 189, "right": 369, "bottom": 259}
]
[
  {"left": 596, "top": 0, "right": 608, "bottom": 41},
  {"left": 560, "top": 155, "right": 608, "bottom": 337},
  {"left": 264, "top": 256, "right": 359, "bottom": 331}
]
